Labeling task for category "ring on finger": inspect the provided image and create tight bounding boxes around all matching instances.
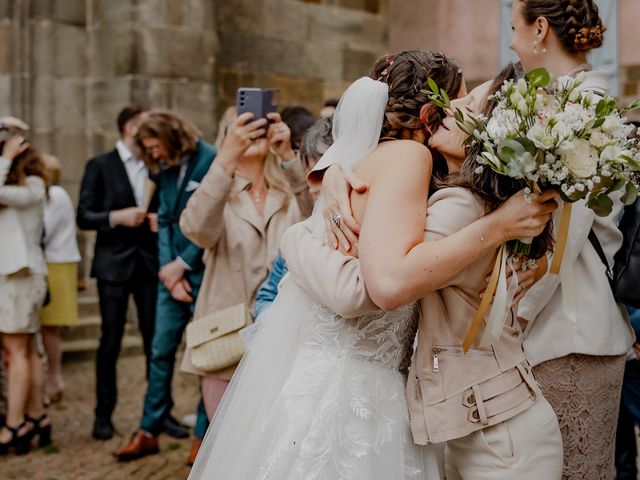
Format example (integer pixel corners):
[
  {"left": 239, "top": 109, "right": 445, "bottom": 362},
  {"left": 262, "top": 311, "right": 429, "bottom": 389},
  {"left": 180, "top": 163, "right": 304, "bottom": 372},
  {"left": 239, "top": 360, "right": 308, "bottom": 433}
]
[
  {"left": 331, "top": 213, "right": 341, "bottom": 229},
  {"left": 518, "top": 281, "right": 525, "bottom": 293}
]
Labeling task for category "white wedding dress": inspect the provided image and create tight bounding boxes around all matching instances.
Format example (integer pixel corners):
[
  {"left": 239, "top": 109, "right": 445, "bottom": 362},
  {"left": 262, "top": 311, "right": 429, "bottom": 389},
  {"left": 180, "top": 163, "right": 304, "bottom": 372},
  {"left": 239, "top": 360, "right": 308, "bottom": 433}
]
[
  {"left": 190, "top": 77, "right": 443, "bottom": 480},
  {"left": 254, "top": 300, "right": 423, "bottom": 480},
  {"left": 190, "top": 277, "right": 441, "bottom": 480}
]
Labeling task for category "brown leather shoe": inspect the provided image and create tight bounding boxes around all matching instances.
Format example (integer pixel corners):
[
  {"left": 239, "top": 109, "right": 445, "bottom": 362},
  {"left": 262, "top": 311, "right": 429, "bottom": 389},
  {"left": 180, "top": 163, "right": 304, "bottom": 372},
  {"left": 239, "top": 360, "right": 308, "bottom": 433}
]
[
  {"left": 114, "top": 430, "right": 159, "bottom": 462},
  {"left": 187, "top": 437, "right": 203, "bottom": 466}
]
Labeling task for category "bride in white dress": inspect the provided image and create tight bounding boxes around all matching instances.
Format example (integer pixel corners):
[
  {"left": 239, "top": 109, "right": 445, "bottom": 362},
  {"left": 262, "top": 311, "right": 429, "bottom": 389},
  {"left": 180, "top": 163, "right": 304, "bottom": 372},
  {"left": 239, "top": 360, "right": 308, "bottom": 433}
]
[
  {"left": 189, "top": 51, "right": 466, "bottom": 480},
  {"left": 190, "top": 51, "right": 554, "bottom": 480}
]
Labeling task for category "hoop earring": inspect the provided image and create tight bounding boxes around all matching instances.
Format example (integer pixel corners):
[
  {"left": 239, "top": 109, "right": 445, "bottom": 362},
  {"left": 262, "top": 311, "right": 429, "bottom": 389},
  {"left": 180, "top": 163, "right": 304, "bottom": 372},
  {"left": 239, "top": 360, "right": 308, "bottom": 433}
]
[{"left": 533, "top": 40, "right": 548, "bottom": 55}]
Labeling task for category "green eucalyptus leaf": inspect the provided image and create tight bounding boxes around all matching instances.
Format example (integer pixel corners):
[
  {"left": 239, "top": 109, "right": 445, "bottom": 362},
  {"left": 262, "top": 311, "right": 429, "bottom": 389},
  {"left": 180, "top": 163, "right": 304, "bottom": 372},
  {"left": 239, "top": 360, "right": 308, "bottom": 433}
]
[
  {"left": 587, "top": 194, "right": 614, "bottom": 217},
  {"left": 605, "top": 177, "right": 626, "bottom": 195},
  {"left": 525, "top": 68, "right": 551, "bottom": 89},
  {"left": 595, "top": 99, "right": 608, "bottom": 117},
  {"left": 497, "top": 139, "right": 525, "bottom": 163},
  {"left": 621, "top": 183, "right": 639, "bottom": 205}
]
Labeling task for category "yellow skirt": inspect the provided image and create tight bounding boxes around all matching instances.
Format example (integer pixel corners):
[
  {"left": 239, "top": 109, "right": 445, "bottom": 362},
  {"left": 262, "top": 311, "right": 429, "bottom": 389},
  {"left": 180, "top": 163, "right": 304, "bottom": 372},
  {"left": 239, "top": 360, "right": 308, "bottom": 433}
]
[{"left": 41, "top": 263, "right": 79, "bottom": 327}]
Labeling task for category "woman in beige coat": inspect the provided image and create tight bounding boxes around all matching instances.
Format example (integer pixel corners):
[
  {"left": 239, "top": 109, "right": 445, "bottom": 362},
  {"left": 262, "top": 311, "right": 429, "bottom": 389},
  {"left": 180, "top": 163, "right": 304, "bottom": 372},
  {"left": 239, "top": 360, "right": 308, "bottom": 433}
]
[{"left": 179, "top": 110, "right": 306, "bottom": 426}]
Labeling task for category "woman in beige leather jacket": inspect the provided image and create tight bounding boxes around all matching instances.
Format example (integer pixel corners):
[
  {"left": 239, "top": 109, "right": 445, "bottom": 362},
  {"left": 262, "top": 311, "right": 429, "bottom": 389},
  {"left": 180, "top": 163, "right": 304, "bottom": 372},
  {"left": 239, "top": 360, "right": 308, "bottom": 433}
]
[{"left": 281, "top": 66, "right": 563, "bottom": 479}]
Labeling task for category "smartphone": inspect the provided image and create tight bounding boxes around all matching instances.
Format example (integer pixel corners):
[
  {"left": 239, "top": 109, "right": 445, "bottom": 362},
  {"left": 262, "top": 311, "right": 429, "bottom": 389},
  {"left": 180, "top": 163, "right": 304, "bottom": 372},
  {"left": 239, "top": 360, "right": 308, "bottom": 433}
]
[{"left": 236, "top": 88, "right": 279, "bottom": 123}]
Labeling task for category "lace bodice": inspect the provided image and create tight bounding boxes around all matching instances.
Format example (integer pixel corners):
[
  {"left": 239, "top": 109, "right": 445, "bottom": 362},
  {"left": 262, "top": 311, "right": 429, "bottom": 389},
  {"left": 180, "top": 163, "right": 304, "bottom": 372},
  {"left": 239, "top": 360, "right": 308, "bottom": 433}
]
[{"left": 301, "top": 302, "right": 420, "bottom": 374}]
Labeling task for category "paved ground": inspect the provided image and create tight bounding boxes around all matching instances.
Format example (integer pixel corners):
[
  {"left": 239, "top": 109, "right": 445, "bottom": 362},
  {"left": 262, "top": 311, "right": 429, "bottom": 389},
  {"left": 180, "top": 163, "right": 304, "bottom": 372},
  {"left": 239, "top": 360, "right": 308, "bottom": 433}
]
[{"left": 1, "top": 354, "right": 200, "bottom": 480}]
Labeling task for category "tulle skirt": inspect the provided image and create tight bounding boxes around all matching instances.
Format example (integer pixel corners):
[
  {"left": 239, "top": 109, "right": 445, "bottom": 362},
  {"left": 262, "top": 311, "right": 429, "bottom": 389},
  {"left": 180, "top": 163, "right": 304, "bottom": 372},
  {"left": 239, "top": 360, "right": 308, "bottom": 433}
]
[{"left": 189, "top": 277, "right": 443, "bottom": 480}]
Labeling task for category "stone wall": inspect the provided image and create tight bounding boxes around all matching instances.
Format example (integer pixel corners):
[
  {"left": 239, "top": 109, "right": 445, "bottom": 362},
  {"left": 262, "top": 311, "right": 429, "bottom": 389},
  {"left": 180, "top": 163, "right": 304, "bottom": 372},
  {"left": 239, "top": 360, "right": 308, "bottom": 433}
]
[{"left": 0, "top": 0, "right": 389, "bottom": 201}]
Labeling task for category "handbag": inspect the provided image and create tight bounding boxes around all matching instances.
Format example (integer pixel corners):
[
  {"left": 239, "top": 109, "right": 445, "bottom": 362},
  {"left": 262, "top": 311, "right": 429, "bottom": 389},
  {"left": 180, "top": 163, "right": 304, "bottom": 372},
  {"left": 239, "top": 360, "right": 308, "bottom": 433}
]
[
  {"left": 186, "top": 303, "right": 253, "bottom": 373},
  {"left": 588, "top": 197, "right": 640, "bottom": 308}
]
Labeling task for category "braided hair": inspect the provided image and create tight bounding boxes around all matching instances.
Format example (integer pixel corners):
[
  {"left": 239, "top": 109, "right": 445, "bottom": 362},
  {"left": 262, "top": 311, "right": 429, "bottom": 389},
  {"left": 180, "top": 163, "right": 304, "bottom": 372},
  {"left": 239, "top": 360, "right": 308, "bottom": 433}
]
[
  {"left": 520, "top": 0, "right": 605, "bottom": 53},
  {"left": 369, "top": 51, "right": 464, "bottom": 142}
]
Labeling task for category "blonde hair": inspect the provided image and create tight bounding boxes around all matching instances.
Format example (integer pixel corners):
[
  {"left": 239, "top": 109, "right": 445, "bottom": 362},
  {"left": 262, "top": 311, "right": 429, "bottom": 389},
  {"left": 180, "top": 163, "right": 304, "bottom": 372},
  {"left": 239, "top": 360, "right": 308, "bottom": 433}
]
[
  {"left": 263, "top": 149, "right": 293, "bottom": 202},
  {"left": 41, "top": 153, "right": 61, "bottom": 186}
]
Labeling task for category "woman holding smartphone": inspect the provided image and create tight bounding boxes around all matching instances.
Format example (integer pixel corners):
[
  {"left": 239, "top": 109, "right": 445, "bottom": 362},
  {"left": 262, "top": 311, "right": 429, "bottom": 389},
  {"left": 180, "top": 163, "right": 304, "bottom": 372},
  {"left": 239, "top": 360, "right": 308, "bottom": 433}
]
[{"left": 179, "top": 107, "right": 304, "bottom": 450}]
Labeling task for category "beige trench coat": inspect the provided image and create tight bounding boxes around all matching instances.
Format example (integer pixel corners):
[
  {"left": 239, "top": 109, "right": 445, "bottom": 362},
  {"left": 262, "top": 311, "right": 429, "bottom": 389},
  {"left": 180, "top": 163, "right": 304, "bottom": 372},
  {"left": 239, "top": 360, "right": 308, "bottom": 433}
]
[{"left": 179, "top": 160, "right": 304, "bottom": 379}]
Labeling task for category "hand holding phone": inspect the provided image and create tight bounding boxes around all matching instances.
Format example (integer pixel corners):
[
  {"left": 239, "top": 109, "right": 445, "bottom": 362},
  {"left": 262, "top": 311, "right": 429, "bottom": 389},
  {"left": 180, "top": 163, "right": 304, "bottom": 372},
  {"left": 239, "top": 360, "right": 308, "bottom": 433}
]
[
  {"left": 236, "top": 88, "right": 279, "bottom": 138},
  {"left": 217, "top": 113, "right": 268, "bottom": 176}
]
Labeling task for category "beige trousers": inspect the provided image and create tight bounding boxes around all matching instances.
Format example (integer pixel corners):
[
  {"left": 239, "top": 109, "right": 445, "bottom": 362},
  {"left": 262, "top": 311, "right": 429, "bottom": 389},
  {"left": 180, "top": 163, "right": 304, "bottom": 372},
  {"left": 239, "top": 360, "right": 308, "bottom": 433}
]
[{"left": 445, "top": 397, "right": 563, "bottom": 480}]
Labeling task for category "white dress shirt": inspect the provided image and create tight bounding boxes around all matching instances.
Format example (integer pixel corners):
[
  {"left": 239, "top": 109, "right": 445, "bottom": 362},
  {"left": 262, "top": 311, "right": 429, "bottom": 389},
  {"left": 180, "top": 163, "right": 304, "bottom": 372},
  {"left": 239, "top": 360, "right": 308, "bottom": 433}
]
[
  {"left": 43, "top": 185, "right": 81, "bottom": 264},
  {"left": 520, "top": 70, "right": 634, "bottom": 366},
  {"left": 116, "top": 140, "right": 147, "bottom": 207}
]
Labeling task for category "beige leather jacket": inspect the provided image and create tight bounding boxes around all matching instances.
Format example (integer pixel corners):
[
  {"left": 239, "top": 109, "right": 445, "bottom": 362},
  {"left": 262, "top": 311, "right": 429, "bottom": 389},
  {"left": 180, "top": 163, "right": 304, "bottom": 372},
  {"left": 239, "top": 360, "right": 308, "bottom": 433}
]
[{"left": 281, "top": 187, "right": 540, "bottom": 445}]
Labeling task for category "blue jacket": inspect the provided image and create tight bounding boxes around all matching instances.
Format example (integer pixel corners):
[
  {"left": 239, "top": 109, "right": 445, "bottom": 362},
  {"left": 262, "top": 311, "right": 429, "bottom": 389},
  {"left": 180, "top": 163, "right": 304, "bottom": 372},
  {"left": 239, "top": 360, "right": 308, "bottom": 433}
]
[
  {"left": 252, "top": 252, "right": 288, "bottom": 319},
  {"left": 157, "top": 140, "right": 216, "bottom": 289}
]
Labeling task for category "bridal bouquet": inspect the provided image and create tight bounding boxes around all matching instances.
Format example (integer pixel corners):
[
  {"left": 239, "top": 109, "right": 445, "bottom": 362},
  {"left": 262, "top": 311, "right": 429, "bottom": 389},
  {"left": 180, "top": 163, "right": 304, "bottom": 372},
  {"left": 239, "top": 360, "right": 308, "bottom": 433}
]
[{"left": 427, "top": 68, "right": 640, "bottom": 262}]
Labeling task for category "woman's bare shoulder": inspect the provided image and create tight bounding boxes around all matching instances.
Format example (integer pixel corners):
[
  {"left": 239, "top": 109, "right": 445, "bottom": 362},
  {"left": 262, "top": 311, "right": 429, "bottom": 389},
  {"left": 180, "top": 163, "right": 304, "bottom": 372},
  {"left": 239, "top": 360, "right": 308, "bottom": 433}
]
[{"left": 367, "top": 140, "right": 432, "bottom": 173}]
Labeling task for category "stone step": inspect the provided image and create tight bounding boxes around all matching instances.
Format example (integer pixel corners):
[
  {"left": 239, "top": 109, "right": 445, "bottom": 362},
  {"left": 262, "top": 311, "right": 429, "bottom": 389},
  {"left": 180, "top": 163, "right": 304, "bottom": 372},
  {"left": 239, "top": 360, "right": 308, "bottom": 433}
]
[
  {"left": 78, "top": 293, "right": 100, "bottom": 318},
  {"left": 60, "top": 315, "right": 138, "bottom": 342},
  {"left": 62, "top": 334, "right": 143, "bottom": 363}
]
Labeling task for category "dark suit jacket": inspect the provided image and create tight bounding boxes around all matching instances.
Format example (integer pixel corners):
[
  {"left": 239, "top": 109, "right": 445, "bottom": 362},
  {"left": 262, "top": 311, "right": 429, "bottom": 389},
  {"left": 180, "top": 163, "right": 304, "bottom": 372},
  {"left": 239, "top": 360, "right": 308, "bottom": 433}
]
[
  {"left": 157, "top": 140, "right": 216, "bottom": 289},
  {"left": 77, "top": 149, "right": 159, "bottom": 282}
]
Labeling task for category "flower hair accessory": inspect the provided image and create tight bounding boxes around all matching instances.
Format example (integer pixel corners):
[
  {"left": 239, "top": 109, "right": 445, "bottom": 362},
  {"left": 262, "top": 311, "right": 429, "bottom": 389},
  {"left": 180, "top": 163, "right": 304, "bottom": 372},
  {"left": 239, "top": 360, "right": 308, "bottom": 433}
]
[{"left": 378, "top": 54, "right": 394, "bottom": 83}]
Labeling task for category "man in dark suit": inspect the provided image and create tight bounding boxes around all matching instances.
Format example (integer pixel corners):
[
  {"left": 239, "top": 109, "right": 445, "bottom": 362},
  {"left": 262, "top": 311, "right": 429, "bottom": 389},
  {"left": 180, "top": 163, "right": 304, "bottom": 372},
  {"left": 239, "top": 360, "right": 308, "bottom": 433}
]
[
  {"left": 77, "top": 106, "right": 164, "bottom": 441},
  {"left": 115, "top": 110, "right": 214, "bottom": 461}
]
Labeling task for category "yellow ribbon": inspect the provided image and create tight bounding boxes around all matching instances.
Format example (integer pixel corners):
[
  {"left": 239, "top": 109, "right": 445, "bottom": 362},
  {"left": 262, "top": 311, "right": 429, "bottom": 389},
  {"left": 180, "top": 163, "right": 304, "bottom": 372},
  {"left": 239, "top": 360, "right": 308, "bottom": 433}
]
[
  {"left": 463, "top": 245, "right": 504, "bottom": 353},
  {"left": 550, "top": 202, "right": 573, "bottom": 275}
]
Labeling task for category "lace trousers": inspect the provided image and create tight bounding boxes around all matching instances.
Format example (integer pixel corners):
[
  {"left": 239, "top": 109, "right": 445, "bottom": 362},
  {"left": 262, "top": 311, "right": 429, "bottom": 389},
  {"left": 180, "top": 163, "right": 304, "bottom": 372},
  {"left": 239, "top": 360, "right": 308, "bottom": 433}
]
[{"left": 533, "top": 353, "right": 626, "bottom": 480}]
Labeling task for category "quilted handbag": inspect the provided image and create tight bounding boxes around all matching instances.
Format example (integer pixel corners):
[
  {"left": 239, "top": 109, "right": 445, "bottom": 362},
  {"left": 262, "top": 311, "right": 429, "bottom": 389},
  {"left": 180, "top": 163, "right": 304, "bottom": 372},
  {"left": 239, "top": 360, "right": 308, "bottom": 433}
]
[{"left": 186, "top": 303, "right": 253, "bottom": 373}]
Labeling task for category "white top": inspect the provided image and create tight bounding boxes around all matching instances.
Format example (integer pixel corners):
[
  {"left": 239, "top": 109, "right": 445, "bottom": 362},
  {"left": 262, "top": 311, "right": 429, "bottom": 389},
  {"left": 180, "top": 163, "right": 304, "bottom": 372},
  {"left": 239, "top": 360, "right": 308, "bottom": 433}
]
[
  {"left": 116, "top": 140, "right": 147, "bottom": 207},
  {"left": 0, "top": 156, "right": 47, "bottom": 275},
  {"left": 43, "top": 185, "right": 81, "bottom": 264},
  {"left": 520, "top": 70, "right": 634, "bottom": 365}
]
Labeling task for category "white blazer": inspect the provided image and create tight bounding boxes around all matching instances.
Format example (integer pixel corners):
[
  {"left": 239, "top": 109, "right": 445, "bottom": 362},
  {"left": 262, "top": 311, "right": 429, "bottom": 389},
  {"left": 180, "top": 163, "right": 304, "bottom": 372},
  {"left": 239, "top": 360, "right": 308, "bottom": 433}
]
[
  {"left": 520, "top": 70, "right": 634, "bottom": 365},
  {"left": 44, "top": 185, "right": 81, "bottom": 264},
  {"left": 0, "top": 157, "right": 46, "bottom": 275}
]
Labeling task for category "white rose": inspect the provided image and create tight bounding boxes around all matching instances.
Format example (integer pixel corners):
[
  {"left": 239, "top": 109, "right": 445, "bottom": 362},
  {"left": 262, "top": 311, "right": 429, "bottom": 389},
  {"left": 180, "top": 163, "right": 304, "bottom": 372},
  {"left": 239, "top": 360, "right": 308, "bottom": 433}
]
[
  {"left": 601, "top": 116, "right": 623, "bottom": 135},
  {"left": 600, "top": 145, "right": 630, "bottom": 164},
  {"left": 527, "top": 123, "right": 555, "bottom": 150},
  {"left": 559, "top": 139, "right": 598, "bottom": 178},
  {"left": 589, "top": 131, "right": 609, "bottom": 148}
]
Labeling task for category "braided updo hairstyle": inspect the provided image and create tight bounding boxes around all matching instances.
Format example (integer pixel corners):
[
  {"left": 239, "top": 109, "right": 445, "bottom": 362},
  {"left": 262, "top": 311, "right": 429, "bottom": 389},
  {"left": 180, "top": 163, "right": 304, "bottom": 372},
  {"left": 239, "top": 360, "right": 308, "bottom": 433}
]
[
  {"left": 520, "top": 0, "right": 605, "bottom": 52},
  {"left": 369, "top": 51, "right": 464, "bottom": 142}
]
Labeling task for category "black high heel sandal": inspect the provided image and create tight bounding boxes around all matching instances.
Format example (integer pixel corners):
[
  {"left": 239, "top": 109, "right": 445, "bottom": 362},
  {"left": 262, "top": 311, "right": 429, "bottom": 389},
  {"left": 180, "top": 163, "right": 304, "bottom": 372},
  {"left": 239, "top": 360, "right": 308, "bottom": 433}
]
[
  {"left": 0, "top": 421, "right": 33, "bottom": 455},
  {"left": 26, "top": 414, "right": 51, "bottom": 448}
]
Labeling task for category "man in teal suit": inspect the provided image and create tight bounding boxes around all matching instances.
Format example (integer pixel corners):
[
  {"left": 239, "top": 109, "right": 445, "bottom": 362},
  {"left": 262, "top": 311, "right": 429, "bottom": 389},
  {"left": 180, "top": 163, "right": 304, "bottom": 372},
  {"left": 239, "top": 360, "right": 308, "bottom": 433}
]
[{"left": 115, "top": 111, "right": 215, "bottom": 461}]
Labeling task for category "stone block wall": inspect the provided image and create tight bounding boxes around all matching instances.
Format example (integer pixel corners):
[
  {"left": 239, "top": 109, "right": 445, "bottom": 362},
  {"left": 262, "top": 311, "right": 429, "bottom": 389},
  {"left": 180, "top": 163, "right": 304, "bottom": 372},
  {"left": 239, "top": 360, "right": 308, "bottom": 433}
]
[
  {"left": 0, "top": 0, "right": 389, "bottom": 203},
  {"left": 0, "top": 0, "right": 388, "bottom": 286},
  {"left": 214, "top": 0, "right": 388, "bottom": 119}
]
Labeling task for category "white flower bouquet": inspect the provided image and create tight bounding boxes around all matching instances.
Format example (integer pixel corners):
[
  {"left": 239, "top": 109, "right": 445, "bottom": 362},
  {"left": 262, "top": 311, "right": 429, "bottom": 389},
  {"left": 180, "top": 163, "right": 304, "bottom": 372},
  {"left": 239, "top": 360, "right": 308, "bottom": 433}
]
[{"left": 427, "top": 68, "right": 640, "bottom": 261}]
